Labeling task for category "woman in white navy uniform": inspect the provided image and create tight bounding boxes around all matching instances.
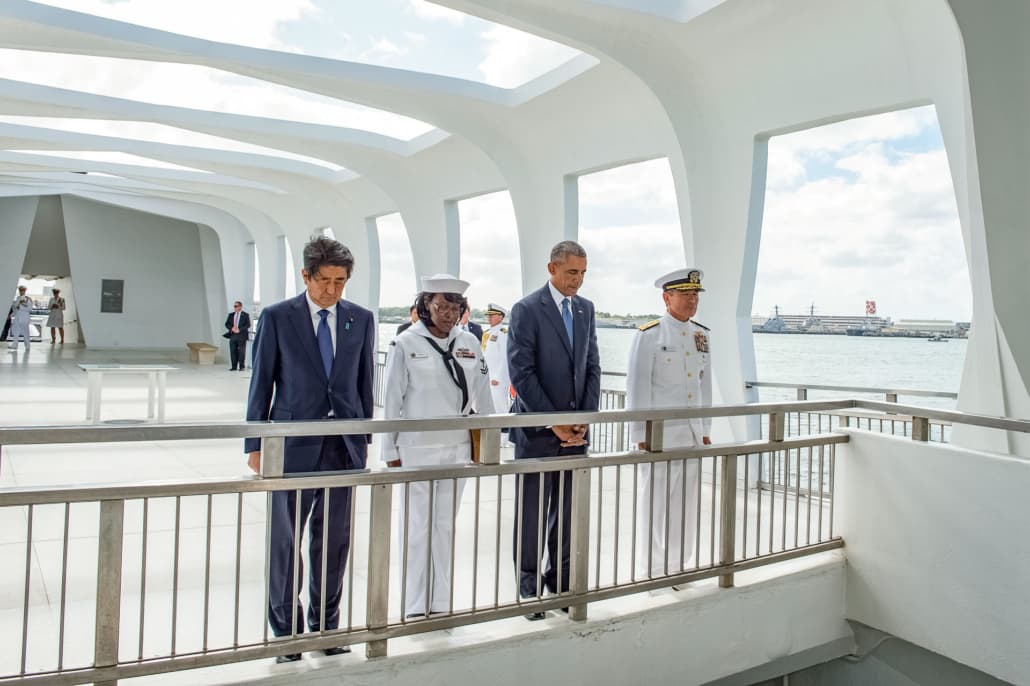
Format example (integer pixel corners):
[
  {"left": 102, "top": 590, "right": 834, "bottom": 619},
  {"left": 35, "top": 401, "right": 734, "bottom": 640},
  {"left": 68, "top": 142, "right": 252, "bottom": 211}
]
[
  {"left": 382, "top": 274, "right": 495, "bottom": 617},
  {"left": 626, "top": 268, "right": 712, "bottom": 579}
]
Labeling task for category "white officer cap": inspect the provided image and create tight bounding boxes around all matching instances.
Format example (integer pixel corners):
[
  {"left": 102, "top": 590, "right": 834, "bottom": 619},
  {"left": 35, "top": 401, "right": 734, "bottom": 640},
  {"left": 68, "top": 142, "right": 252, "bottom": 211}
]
[
  {"left": 654, "top": 268, "right": 704, "bottom": 292},
  {"left": 421, "top": 273, "right": 470, "bottom": 295},
  {"left": 485, "top": 303, "right": 507, "bottom": 317}
]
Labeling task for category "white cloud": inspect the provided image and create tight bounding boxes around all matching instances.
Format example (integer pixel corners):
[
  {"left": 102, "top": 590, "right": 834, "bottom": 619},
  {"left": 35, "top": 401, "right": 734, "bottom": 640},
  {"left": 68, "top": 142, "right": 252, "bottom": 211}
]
[
  {"left": 376, "top": 213, "right": 419, "bottom": 307},
  {"left": 359, "top": 37, "right": 410, "bottom": 62},
  {"left": 407, "top": 0, "right": 467, "bottom": 26},
  {"left": 477, "top": 25, "right": 580, "bottom": 88},
  {"left": 457, "top": 191, "right": 521, "bottom": 310},
  {"left": 756, "top": 133, "right": 970, "bottom": 321}
]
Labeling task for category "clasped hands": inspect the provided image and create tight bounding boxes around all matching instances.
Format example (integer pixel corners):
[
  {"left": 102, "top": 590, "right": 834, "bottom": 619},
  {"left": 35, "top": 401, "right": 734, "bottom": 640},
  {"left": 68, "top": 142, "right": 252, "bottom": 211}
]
[{"left": 552, "top": 423, "right": 588, "bottom": 448}]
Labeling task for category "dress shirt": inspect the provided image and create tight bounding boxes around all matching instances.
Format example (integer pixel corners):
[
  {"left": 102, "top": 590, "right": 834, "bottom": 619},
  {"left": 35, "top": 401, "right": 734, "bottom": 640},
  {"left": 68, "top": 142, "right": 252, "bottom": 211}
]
[
  {"left": 547, "top": 281, "right": 573, "bottom": 320},
  {"left": 305, "top": 292, "right": 337, "bottom": 352}
]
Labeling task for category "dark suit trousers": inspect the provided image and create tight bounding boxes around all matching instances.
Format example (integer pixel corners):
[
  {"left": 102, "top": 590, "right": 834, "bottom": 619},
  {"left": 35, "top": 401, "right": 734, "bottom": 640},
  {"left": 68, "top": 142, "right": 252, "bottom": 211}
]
[
  {"left": 513, "top": 444, "right": 585, "bottom": 598},
  {"left": 267, "top": 436, "right": 353, "bottom": 636},
  {"left": 229, "top": 336, "right": 246, "bottom": 369}
]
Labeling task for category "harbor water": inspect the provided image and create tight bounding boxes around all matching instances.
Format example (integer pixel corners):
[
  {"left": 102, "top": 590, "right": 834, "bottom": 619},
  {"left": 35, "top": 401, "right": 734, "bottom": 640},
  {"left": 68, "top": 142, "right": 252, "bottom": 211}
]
[{"left": 378, "top": 324, "right": 965, "bottom": 409}]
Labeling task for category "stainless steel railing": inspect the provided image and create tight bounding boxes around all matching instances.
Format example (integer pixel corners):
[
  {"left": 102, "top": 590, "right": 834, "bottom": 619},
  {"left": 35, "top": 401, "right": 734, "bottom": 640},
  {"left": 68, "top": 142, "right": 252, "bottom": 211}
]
[
  {"left": 0, "top": 402, "right": 852, "bottom": 685},
  {"left": 747, "top": 380, "right": 958, "bottom": 444}
]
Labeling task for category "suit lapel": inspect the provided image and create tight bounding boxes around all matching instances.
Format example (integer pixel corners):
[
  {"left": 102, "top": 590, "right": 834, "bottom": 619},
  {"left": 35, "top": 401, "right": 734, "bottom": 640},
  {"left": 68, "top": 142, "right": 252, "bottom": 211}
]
[
  {"left": 539, "top": 287, "right": 573, "bottom": 358},
  {"left": 289, "top": 294, "right": 325, "bottom": 375}
]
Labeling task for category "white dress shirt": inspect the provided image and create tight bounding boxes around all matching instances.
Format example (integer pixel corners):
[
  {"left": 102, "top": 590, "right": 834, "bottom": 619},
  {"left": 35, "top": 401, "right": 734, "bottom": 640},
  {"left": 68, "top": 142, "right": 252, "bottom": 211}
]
[{"left": 305, "top": 292, "right": 337, "bottom": 352}]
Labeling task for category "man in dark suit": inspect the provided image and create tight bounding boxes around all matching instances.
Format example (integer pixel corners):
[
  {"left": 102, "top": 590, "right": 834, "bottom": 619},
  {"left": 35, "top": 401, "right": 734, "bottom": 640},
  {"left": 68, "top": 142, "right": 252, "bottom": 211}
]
[
  {"left": 395, "top": 303, "right": 417, "bottom": 335},
  {"left": 507, "top": 240, "right": 601, "bottom": 619},
  {"left": 460, "top": 303, "right": 484, "bottom": 341},
  {"left": 224, "top": 301, "right": 251, "bottom": 370},
  {"left": 245, "top": 236, "right": 375, "bottom": 662}
]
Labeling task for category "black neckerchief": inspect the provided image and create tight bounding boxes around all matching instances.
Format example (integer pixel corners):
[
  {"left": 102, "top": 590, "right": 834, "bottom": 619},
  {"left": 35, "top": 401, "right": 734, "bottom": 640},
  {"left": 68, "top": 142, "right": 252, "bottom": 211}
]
[{"left": 423, "top": 334, "right": 470, "bottom": 413}]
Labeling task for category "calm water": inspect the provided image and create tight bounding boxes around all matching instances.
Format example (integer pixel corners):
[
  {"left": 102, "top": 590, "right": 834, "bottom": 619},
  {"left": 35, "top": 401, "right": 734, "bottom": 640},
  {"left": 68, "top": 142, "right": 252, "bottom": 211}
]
[{"left": 377, "top": 325, "right": 965, "bottom": 409}]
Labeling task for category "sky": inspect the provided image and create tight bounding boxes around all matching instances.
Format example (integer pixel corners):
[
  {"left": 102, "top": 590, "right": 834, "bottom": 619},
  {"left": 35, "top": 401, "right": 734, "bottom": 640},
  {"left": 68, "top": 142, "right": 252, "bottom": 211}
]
[{"left": 6, "top": 2, "right": 972, "bottom": 322}]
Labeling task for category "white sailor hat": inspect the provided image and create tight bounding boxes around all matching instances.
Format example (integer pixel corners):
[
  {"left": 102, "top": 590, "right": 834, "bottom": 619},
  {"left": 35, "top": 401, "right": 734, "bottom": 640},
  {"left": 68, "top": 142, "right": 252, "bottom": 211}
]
[
  {"left": 485, "top": 303, "right": 507, "bottom": 317},
  {"left": 421, "top": 273, "right": 470, "bottom": 295},
  {"left": 655, "top": 268, "right": 704, "bottom": 292}
]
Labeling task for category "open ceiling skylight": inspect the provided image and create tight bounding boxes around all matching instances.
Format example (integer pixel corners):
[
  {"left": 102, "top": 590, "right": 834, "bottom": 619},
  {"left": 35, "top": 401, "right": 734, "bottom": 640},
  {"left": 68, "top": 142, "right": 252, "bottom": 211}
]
[{"left": 29, "top": 0, "right": 582, "bottom": 89}]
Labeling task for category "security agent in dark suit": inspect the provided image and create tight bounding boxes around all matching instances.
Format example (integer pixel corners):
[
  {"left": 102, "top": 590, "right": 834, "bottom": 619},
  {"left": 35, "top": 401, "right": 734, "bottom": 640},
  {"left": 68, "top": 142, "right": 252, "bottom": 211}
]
[
  {"left": 396, "top": 302, "right": 417, "bottom": 335},
  {"left": 245, "top": 236, "right": 375, "bottom": 662},
  {"left": 507, "top": 240, "right": 601, "bottom": 619},
  {"left": 224, "top": 301, "right": 251, "bottom": 370}
]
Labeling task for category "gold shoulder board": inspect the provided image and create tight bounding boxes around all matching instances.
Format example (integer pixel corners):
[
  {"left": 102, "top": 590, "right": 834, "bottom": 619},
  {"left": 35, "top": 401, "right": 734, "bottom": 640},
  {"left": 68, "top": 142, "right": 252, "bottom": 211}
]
[{"left": 638, "top": 319, "right": 661, "bottom": 331}]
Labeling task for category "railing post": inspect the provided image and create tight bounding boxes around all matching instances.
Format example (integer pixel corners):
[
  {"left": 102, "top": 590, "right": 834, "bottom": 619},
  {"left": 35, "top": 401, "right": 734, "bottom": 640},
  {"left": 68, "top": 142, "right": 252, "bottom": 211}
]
[
  {"left": 885, "top": 392, "right": 898, "bottom": 404},
  {"left": 365, "top": 482, "right": 393, "bottom": 658},
  {"left": 260, "top": 436, "right": 285, "bottom": 478},
  {"left": 840, "top": 414, "right": 851, "bottom": 428},
  {"left": 645, "top": 419, "right": 664, "bottom": 452},
  {"left": 718, "top": 455, "right": 737, "bottom": 588},
  {"left": 568, "top": 466, "right": 592, "bottom": 621},
  {"left": 478, "top": 427, "right": 501, "bottom": 465},
  {"left": 95, "top": 499, "right": 125, "bottom": 686},
  {"left": 768, "top": 412, "right": 785, "bottom": 443},
  {"left": 796, "top": 387, "right": 808, "bottom": 401},
  {"left": 912, "top": 416, "right": 930, "bottom": 442},
  {"left": 615, "top": 392, "right": 626, "bottom": 451}
]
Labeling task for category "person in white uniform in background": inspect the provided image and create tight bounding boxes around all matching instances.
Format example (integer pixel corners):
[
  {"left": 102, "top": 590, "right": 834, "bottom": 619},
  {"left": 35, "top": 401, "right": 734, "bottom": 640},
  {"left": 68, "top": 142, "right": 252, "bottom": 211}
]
[
  {"left": 382, "top": 274, "right": 494, "bottom": 617},
  {"left": 480, "top": 303, "right": 512, "bottom": 416},
  {"left": 8, "top": 285, "right": 32, "bottom": 351},
  {"left": 626, "top": 268, "right": 712, "bottom": 580}
]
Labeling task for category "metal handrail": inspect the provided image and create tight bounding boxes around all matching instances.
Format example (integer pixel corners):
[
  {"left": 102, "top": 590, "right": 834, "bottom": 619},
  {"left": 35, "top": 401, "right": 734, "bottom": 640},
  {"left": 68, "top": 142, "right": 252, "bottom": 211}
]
[
  {"left": 747, "top": 380, "right": 957, "bottom": 399},
  {"left": 0, "top": 400, "right": 856, "bottom": 446}
]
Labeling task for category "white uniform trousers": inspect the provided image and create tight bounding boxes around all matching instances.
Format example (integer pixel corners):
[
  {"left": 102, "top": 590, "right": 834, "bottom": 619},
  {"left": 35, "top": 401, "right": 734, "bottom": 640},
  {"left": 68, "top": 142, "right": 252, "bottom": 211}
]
[
  {"left": 397, "top": 444, "right": 469, "bottom": 616},
  {"left": 8, "top": 312, "right": 30, "bottom": 349},
  {"left": 635, "top": 458, "right": 700, "bottom": 577},
  {"left": 489, "top": 382, "right": 510, "bottom": 418}
]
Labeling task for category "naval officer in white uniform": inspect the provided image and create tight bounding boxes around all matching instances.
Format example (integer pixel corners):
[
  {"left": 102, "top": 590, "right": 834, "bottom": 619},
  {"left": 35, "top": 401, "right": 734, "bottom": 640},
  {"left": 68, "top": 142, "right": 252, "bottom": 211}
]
[
  {"left": 8, "top": 286, "right": 32, "bottom": 351},
  {"left": 382, "top": 274, "right": 494, "bottom": 617},
  {"left": 480, "top": 303, "right": 512, "bottom": 416},
  {"left": 626, "top": 268, "right": 712, "bottom": 578}
]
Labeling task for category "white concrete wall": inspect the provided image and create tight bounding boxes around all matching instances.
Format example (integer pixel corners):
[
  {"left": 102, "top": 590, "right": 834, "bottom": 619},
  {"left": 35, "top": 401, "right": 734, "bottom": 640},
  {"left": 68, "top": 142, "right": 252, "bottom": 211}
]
[
  {"left": 225, "top": 554, "right": 851, "bottom": 686},
  {"left": 60, "top": 195, "right": 210, "bottom": 349},
  {"left": 0, "top": 195, "right": 37, "bottom": 298},
  {"left": 837, "top": 430, "right": 1030, "bottom": 685}
]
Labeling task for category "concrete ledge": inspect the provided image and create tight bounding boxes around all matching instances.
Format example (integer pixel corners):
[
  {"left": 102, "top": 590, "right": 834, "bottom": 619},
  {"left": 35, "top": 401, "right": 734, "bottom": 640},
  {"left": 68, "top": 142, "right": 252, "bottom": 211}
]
[{"left": 131, "top": 551, "right": 851, "bottom": 686}]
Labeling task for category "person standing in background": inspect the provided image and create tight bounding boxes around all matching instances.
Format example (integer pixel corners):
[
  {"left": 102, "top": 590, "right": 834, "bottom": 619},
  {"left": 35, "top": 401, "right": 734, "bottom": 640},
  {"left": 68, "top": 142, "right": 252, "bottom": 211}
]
[
  {"left": 8, "top": 286, "right": 32, "bottom": 351},
  {"left": 626, "top": 268, "right": 711, "bottom": 582},
  {"left": 481, "top": 303, "right": 512, "bottom": 416},
  {"left": 224, "top": 300, "right": 251, "bottom": 370},
  {"left": 47, "top": 288, "right": 66, "bottom": 345},
  {"left": 506, "top": 240, "right": 601, "bottom": 619},
  {"left": 396, "top": 302, "right": 417, "bottom": 335},
  {"left": 460, "top": 301, "right": 483, "bottom": 341}
]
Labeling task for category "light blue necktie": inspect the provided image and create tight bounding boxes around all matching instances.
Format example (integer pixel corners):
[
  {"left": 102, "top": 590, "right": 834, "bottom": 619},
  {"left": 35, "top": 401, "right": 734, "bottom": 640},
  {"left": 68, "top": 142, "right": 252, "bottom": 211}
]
[
  {"left": 317, "top": 309, "right": 334, "bottom": 377},
  {"left": 561, "top": 297, "right": 574, "bottom": 346}
]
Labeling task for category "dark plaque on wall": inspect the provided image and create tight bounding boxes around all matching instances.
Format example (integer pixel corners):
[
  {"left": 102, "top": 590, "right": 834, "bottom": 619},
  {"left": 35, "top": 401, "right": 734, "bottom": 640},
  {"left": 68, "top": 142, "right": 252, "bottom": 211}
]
[{"left": 100, "top": 279, "right": 124, "bottom": 313}]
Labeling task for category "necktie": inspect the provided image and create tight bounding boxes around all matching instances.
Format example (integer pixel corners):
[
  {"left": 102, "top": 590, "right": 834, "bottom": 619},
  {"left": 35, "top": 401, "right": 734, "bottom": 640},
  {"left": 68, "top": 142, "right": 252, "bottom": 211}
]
[
  {"left": 317, "top": 309, "right": 334, "bottom": 377},
  {"left": 561, "top": 298, "right": 574, "bottom": 345}
]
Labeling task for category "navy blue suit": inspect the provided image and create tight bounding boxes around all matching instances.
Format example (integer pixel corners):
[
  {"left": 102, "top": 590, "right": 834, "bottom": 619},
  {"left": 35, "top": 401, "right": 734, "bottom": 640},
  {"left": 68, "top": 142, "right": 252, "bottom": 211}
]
[
  {"left": 507, "top": 284, "right": 600, "bottom": 597},
  {"left": 245, "top": 292, "right": 374, "bottom": 636}
]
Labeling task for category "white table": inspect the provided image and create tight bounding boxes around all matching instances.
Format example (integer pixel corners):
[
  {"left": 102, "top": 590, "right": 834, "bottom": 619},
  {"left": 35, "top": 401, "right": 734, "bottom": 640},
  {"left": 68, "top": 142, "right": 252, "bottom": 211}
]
[{"left": 79, "top": 364, "right": 178, "bottom": 423}]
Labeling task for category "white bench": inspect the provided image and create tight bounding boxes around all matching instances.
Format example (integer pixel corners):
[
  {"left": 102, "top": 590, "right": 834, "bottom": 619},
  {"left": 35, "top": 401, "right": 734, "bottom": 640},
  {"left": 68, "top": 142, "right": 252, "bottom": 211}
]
[
  {"left": 186, "top": 342, "right": 219, "bottom": 364},
  {"left": 78, "top": 364, "right": 178, "bottom": 423}
]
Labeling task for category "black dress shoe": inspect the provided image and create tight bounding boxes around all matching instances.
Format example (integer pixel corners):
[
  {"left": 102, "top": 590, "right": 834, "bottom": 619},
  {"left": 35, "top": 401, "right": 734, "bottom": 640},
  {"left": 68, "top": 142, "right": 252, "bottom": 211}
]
[
  {"left": 275, "top": 653, "right": 302, "bottom": 664},
  {"left": 525, "top": 611, "right": 547, "bottom": 621},
  {"left": 321, "top": 646, "right": 351, "bottom": 656}
]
